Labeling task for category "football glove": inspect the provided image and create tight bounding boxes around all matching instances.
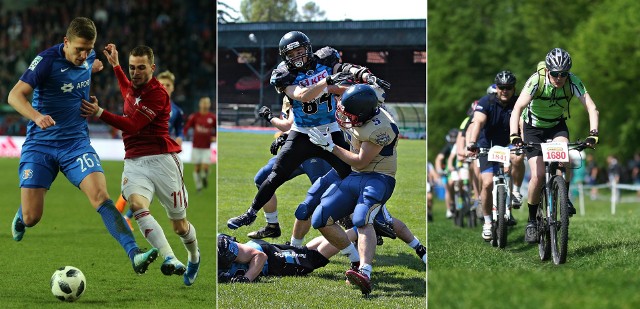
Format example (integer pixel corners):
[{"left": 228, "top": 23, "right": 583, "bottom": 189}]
[
  {"left": 218, "top": 272, "right": 232, "bottom": 283},
  {"left": 366, "top": 75, "right": 391, "bottom": 90},
  {"left": 308, "top": 127, "right": 334, "bottom": 152},
  {"left": 585, "top": 129, "right": 599, "bottom": 147},
  {"left": 231, "top": 275, "right": 251, "bottom": 283},
  {"left": 510, "top": 134, "right": 523, "bottom": 146},
  {"left": 258, "top": 106, "right": 274, "bottom": 122},
  {"left": 326, "top": 72, "right": 354, "bottom": 86},
  {"left": 270, "top": 133, "right": 288, "bottom": 155}
]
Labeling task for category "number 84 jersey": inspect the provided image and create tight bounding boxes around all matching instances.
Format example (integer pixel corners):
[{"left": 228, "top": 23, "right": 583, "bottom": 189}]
[{"left": 270, "top": 47, "right": 341, "bottom": 130}]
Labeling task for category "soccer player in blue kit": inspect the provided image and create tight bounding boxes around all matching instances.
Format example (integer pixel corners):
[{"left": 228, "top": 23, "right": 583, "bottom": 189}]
[
  {"left": 7, "top": 17, "right": 158, "bottom": 274},
  {"left": 227, "top": 31, "right": 390, "bottom": 236}
]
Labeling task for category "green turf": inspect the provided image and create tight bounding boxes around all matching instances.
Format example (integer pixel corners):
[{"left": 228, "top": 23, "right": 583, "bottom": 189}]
[
  {"left": 0, "top": 157, "right": 215, "bottom": 308},
  {"left": 217, "top": 132, "right": 426, "bottom": 307},
  {"left": 428, "top": 194, "right": 640, "bottom": 308}
]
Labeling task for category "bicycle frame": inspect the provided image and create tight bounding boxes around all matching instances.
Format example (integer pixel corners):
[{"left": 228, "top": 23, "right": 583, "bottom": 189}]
[{"left": 480, "top": 146, "right": 513, "bottom": 248}]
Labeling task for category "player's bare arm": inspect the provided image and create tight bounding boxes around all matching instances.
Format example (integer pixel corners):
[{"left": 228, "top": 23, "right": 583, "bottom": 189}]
[
  {"left": 80, "top": 96, "right": 101, "bottom": 117},
  {"left": 332, "top": 141, "right": 383, "bottom": 170},
  {"left": 234, "top": 243, "right": 268, "bottom": 282},
  {"left": 103, "top": 43, "right": 120, "bottom": 67},
  {"left": 8, "top": 80, "right": 56, "bottom": 129},
  {"left": 91, "top": 59, "right": 104, "bottom": 73}
]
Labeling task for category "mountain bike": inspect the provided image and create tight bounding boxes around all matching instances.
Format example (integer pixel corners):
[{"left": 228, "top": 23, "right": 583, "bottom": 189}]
[
  {"left": 520, "top": 141, "right": 589, "bottom": 264},
  {"left": 451, "top": 160, "right": 477, "bottom": 228},
  {"left": 479, "top": 146, "right": 515, "bottom": 248}
]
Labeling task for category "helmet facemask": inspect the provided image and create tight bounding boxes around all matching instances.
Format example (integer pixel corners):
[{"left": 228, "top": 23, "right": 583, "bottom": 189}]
[
  {"left": 283, "top": 45, "right": 312, "bottom": 69},
  {"left": 336, "top": 102, "right": 361, "bottom": 128}
]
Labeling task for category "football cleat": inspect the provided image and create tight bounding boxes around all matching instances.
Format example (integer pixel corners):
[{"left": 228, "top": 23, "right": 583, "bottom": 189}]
[
  {"left": 247, "top": 223, "right": 281, "bottom": 239},
  {"left": 345, "top": 269, "right": 372, "bottom": 295},
  {"left": 227, "top": 212, "right": 257, "bottom": 229},
  {"left": 132, "top": 248, "right": 159, "bottom": 274},
  {"left": 11, "top": 210, "right": 26, "bottom": 242},
  {"left": 373, "top": 217, "right": 396, "bottom": 239},
  {"left": 183, "top": 253, "right": 200, "bottom": 286},
  {"left": 161, "top": 256, "right": 186, "bottom": 276},
  {"left": 415, "top": 244, "right": 427, "bottom": 264}
]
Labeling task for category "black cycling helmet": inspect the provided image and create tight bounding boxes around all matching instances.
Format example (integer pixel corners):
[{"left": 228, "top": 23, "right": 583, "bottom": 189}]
[
  {"left": 336, "top": 84, "right": 379, "bottom": 128},
  {"left": 278, "top": 31, "right": 313, "bottom": 70},
  {"left": 545, "top": 48, "right": 572, "bottom": 72},
  {"left": 446, "top": 128, "right": 458, "bottom": 143},
  {"left": 494, "top": 70, "right": 516, "bottom": 86}
]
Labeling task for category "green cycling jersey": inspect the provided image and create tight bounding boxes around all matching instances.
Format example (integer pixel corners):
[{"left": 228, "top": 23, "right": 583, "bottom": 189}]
[{"left": 521, "top": 72, "right": 587, "bottom": 128}]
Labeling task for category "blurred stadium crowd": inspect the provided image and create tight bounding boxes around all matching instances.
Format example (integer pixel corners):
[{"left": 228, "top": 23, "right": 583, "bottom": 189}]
[{"left": 0, "top": 0, "right": 214, "bottom": 137}]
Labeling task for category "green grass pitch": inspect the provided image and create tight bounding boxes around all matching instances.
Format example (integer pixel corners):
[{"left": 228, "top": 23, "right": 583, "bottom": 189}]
[
  {"left": 0, "top": 157, "right": 215, "bottom": 308},
  {"left": 217, "top": 132, "right": 426, "bottom": 308},
  {"left": 428, "top": 192, "right": 640, "bottom": 308}
]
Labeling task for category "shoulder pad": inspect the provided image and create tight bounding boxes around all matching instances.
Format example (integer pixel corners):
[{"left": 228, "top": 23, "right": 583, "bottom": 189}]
[
  {"left": 315, "top": 46, "right": 340, "bottom": 65},
  {"left": 270, "top": 62, "right": 296, "bottom": 92}
]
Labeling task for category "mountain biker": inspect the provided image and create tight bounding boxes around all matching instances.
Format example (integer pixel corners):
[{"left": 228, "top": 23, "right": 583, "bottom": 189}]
[{"left": 508, "top": 48, "right": 599, "bottom": 243}]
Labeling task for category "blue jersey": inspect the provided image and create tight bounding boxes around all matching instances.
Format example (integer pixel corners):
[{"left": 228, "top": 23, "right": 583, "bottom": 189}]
[
  {"left": 474, "top": 94, "right": 517, "bottom": 148},
  {"left": 20, "top": 43, "right": 95, "bottom": 141},
  {"left": 270, "top": 47, "right": 341, "bottom": 128},
  {"left": 168, "top": 100, "right": 184, "bottom": 140}
]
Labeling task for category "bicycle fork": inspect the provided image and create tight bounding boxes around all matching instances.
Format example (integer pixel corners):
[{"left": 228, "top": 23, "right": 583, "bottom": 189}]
[{"left": 492, "top": 173, "right": 512, "bottom": 223}]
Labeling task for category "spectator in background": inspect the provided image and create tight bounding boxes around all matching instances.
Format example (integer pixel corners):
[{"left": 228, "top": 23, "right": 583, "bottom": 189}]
[
  {"left": 628, "top": 153, "right": 640, "bottom": 197},
  {"left": 585, "top": 153, "right": 599, "bottom": 200},
  {"left": 0, "top": 0, "right": 214, "bottom": 136},
  {"left": 607, "top": 155, "right": 621, "bottom": 202},
  {"left": 184, "top": 97, "right": 216, "bottom": 192}
]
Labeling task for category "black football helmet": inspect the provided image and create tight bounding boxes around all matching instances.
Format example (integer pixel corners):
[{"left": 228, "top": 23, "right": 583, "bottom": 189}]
[
  {"left": 278, "top": 31, "right": 313, "bottom": 70},
  {"left": 336, "top": 84, "right": 379, "bottom": 128}
]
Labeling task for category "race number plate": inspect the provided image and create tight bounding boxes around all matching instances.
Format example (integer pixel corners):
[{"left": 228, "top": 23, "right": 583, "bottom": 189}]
[
  {"left": 488, "top": 146, "right": 510, "bottom": 164},
  {"left": 541, "top": 142, "right": 569, "bottom": 163}
]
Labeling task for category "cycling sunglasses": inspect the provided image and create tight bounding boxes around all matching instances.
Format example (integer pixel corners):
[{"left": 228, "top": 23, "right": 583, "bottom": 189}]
[
  {"left": 497, "top": 85, "right": 514, "bottom": 91},
  {"left": 549, "top": 71, "right": 569, "bottom": 78}
]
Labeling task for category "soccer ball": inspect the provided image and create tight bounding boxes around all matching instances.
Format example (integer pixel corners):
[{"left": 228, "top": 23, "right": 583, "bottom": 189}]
[{"left": 50, "top": 266, "right": 86, "bottom": 302}]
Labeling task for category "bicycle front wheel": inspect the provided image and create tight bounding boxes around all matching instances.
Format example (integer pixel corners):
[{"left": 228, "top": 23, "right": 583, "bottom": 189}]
[
  {"left": 538, "top": 188, "right": 551, "bottom": 261},
  {"left": 550, "top": 176, "right": 569, "bottom": 264},
  {"left": 497, "top": 185, "right": 507, "bottom": 249}
]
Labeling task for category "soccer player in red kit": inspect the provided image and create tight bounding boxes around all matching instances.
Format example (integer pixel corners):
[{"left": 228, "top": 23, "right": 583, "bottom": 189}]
[
  {"left": 183, "top": 97, "right": 216, "bottom": 192},
  {"left": 81, "top": 43, "right": 200, "bottom": 286}
]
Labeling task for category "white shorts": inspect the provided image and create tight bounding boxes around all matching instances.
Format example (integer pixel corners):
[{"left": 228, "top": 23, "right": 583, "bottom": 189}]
[
  {"left": 122, "top": 153, "right": 189, "bottom": 220},
  {"left": 191, "top": 147, "right": 211, "bottom": 164}
]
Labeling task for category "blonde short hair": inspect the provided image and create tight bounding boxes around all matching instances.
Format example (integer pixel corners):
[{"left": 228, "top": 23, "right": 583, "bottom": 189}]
[{"left": 157, "top": 70, "right": 175, "bottom": 83}]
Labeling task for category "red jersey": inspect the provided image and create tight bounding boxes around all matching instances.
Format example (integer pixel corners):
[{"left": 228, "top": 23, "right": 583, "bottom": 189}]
[
  {"left": 99, "top": 66, "right": 181, "bottom": 158},
  {"left": 183, "top": 112, "right": 216, "bottom": 149}
]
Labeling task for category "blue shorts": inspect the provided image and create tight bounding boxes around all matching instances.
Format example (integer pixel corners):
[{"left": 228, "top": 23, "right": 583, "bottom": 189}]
[
  {"left": 254, "top": 156, "right": 331, "bottom": 187},
  {"left": 19, "top": 138, "right": 105, "bottom": 189},
  {"left": 311, "top": 172, "right": 396, "bottom": 228}
]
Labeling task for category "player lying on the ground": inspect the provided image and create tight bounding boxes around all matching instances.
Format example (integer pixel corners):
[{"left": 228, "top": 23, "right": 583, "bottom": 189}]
[{"left": 218, "top": 206, "right": 425, "bottom": 283}]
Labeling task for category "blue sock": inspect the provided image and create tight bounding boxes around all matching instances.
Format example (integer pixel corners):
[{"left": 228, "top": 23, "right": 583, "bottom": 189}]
[
  {"left": 125, "top": 208, "right": 134, "bottom": 219},
  {"left": 96, "top": 199, "right": 138, "bottom": 260}
]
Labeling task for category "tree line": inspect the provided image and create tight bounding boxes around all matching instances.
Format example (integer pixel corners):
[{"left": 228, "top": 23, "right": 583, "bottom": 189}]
[{"left": 427, "top": 0, "right": 640, "bottom": 162}]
